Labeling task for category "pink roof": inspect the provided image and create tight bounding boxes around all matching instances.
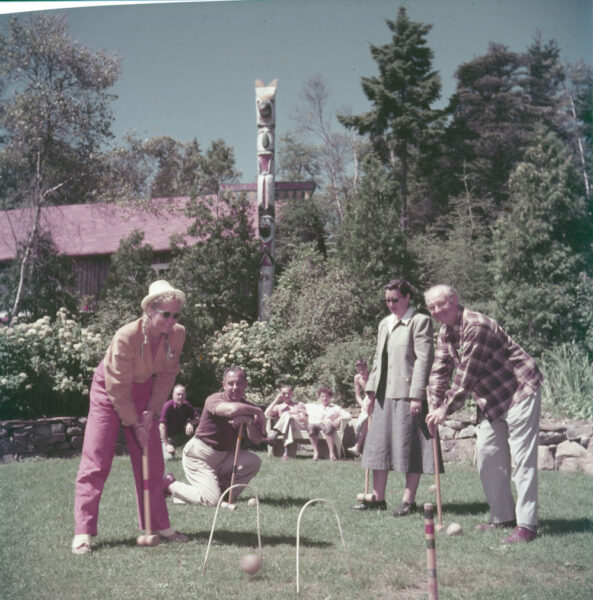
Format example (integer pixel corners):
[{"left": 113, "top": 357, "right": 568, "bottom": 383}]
[
  {"left": 0, "top": 182, "right": 315, "bottom": 262},
  {"left": 0, "top": 197, "right": 202, "bottom": 261}
]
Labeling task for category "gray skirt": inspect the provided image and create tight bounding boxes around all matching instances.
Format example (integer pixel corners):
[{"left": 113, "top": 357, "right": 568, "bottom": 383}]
[{"left": 361, "top": 397, "right": 444, "bottom": 474}]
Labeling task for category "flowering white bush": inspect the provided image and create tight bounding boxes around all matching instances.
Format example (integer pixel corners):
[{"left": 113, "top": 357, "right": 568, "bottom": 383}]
[
  {"left": 0, "top": 309, "right": 107, "bottom": 418},
  {"left": 209, "top": 320, "right": 279, "bottom": 398}
]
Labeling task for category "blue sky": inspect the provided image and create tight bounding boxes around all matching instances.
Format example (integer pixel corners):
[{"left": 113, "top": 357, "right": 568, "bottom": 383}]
[{"left": 1, "top": 0, "right": 592, "bottom": 182}]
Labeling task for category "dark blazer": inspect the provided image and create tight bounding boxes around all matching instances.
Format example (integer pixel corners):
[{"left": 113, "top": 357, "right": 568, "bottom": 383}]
[{"left": 365, "top": 308, "right": 434, "bottom": 401}]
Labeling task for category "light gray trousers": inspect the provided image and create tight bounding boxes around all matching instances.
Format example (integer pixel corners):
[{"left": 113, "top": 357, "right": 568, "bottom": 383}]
[
  {"left": 170, "top": 437, "right": 261, "bottom": 506},
  {"left": 476, "top": 388, "right": 541, "bottom": 529}
]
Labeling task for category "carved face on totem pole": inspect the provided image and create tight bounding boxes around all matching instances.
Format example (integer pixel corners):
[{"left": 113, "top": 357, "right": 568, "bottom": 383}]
[{"left": 255, "top": 79, "right": 278, "bottom": 320}]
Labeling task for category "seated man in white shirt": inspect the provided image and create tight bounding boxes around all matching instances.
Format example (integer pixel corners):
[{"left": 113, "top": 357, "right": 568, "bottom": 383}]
[{"left": 306, "top": 386, "right": 352, "bottom": 461}]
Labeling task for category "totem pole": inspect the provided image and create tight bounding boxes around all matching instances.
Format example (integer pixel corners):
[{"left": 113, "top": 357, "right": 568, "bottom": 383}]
[{"left": 255, "top": 79, "right": 278, "bottom": 321}]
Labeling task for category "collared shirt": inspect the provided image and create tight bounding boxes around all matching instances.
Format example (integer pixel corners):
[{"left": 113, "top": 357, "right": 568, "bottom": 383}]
[
  {"left": 306, "top": 402, "right": 351, "bottom": 425},
  {"left": 427, "top": 306, "right": 543, "bottom": 422},
  {"left": 386, "top": 306, "right": 415, "bottom": 332},
  {"left": 195, "top": 392, "right": 257, "bottom": 451},
  {"left": 159, "top": 398, "right": 199, "bottom": 435},
  {"left": 268, "top": 401, "right": 307, "bottom": 420}
]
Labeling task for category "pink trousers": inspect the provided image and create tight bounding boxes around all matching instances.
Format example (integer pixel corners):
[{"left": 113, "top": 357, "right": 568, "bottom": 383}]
[{"left": 73, "top": 362, "right": 170, "bottom": 535}]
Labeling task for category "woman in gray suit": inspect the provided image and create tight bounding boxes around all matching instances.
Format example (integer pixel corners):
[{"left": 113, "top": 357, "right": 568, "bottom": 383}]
[{"left": 352, "top": 279, "right": 443, "bottom": 516}]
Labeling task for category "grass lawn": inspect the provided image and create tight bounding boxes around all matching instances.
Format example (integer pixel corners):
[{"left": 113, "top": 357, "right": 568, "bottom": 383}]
[{"left": 1, "top": 450, "right": 592, "bottom": 599}]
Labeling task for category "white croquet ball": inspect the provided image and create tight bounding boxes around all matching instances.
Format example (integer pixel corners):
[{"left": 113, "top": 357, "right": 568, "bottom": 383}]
[
  {"left": 446, "top": 522, "right": 462, "bottom": 536},
  {"left": 247, "top": 497, "right": 258, "bottom": 507},
  {"left": 429, "top": 484, "right": 437, "bottom": 493},
  {"left": 239, "top": 553, "right": 262, "bottom": 574}
]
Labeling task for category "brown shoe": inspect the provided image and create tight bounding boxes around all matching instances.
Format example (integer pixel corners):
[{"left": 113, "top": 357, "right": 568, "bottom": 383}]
[
  {"left": 475, "top": 520, "right": 516, "bottom": 531},
  {"left": 502, "top": 526, "right": 537, "bottom": 543},
  {"left": 390, "top": 501, "right": 417, "bottom": 517}
]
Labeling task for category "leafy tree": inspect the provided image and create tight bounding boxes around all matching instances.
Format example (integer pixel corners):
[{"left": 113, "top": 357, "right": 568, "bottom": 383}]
[
  {"left": 277, "top": 133, "right": 321, "bottom": 182},
  {"left": 267, "top": 245, "right": 369, "bottom": 382},
  {"left": 492, "top": 128, "right": 593, "bottom": 354},
  {"left": 0, "top": 231, "right": 78, "bottom": 319},
  {"left": 141, "top": 136, "right": 240, "bottom": 199},
  {"left": 275, "top": 196, "right": 327, "bottom": 267},
  {"left": 290, "top": 75, "right": 357, "bottom": 225},
  {"left": 92, "top": 230, "right": 156, "bottom": 338},
  {"left": 338, "top": 6, "right": 441, "bottom": 233},
  {"left": 0, "top": 13, "right": 121, "bottom": 320},
  {"left": 166, "top": 192, "right": 260, "bottom": 399}
]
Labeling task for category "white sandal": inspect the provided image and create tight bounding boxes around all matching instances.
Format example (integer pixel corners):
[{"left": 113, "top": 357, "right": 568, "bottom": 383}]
[{"left": 72, "top": 534, "right": 92, "bottom": 555}]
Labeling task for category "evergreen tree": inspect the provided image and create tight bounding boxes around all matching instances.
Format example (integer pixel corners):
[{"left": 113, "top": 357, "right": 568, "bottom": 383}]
[
  {"left": 492, "top": 128, "right": 593, "bottom": 354},
  {"left": 335, "top": 154, "right": 413, "bottom": 317},
  {"left": 414, "top": 168, "right": 496, "bottom": 313},
  {"left": 444, "top": 43, "right": 529, "bottom": 208},
  {"left": 338, "top": 6, "right": 441, "bottom": 233}
]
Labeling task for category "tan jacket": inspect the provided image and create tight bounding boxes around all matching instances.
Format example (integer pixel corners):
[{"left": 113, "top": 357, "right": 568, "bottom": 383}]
[
  {"left": 103, "top": 318, "right": 186, "bottom": 426},
  {"left": 365, "top": 309, "right": 434, "bottom": 401}
]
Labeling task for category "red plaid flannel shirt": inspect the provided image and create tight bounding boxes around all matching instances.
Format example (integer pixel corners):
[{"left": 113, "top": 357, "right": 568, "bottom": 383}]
[{"left": 427, "top": 307, "right": 543, "bottom": 422}]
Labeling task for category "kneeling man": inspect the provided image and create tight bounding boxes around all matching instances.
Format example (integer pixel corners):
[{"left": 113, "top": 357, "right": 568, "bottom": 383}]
[{"left": 164, "top": 366, "right": 267, "bottom": 506}]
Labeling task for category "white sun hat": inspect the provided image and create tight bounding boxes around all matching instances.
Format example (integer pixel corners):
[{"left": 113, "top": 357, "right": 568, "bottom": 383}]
[{"left": 141, "top": 280, "right": 186, "bottom": 310}]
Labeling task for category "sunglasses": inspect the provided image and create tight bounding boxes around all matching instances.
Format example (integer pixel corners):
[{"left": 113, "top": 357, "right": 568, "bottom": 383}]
[
  {"left": 154, "top": 308, "right": 181, "bottom": 320},
  {"left": 385, "top": 297, "right": 403, "bottom": 304}
]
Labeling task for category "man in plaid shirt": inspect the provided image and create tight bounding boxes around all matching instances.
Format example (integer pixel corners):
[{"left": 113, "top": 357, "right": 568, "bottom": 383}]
[{"left": 424, "top": 284, "right": 543, "bottom": 543}]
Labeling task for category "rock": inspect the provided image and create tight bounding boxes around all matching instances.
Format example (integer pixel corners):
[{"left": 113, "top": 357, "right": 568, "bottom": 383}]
[
  {"left": 458, "top": 425, "right": 477, "bottom": 439},
  {"left": 539, "top": 430, "right": 565, "bottom": 445},
  {"left": 443, "top": 419, "right": 469, "bottom": 431},
  {"left": 437, "top": 426, "right": 456, "bottom": 440},
  {"left": 555, "top": 441, "right": 593, "bottom": 475},
  {"left": 538, "top": 445, "right": 555, "bottom": 470},
  {"left": 566, "top": 423, "right": 593, "bottom": 445},
  {"left": 440, "top": 438, "right": 476, "bottom": 465}
]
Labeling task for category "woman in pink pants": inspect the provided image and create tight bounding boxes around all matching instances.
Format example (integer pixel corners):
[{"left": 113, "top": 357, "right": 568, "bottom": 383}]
[{"left": 72, "top": 280, "right": 189, "bottom": 555}]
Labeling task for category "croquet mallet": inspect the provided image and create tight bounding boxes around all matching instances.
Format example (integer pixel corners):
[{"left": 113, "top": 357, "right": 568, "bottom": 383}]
[
  {"left": 432, "top": 429, "right": 444, "bottom": 532},
  {"left": 221, "top": 421, "right": 245, "bottom": 511},
  {"left": 137, "top": 444, "right": 160, "bottom": 546},
  {"left": 356, "top": 416, "right": 375, "bottom": 503}
]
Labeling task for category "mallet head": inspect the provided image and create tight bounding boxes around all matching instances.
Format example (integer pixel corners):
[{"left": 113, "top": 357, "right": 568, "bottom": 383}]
[{"left": 136, "top": 533, "right": 160, "bottom": 547}]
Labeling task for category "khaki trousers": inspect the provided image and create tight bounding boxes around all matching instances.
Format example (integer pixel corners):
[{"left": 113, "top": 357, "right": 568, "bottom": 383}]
[
  {"left": 476, "top": 388, "right": 541, "bottom": 529},
  {"left": 170, "top": 437, "right": 261, "bottom": 506}
]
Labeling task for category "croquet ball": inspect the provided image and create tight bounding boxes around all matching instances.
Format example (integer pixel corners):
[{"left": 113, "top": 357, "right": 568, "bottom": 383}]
[
  {"left": 446, "top": 522, "right": 462, "bottom": 536},
  {"left": 429, "top": 484, "right": 437, "bottom": 493},
  {"left": 239, "top": 553, "right": 262, "bottom": 575},
  {"left": 247, "top": 497, "right": 258, "bottom": 507}
]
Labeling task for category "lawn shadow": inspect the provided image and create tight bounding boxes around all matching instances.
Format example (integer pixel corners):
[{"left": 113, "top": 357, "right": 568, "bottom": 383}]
[
  {"left": 95, "top": 531, "right": 331, "bottom": 551},
  {"left": 438, "top": 500, "right": 490, "bottom": 516},
  {"left": 539, "top": 517, "right": 592, "bottom": 536},
  {"left": 187, "top": 529, "right": 332, "bottom": 548},
  {"left": 253, "top": 495, "right": 314, "bottom": 508}
]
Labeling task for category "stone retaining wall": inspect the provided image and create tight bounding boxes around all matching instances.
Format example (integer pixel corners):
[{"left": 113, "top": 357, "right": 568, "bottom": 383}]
[
  {"left": 438, "top": 414, "right": 593, "bottom": 475},
  {"left": 1, "top": 414, "right": 592, "bottom": 474},
  {"left": 0, "top": 416, "right": 127, "bottom": 464}
]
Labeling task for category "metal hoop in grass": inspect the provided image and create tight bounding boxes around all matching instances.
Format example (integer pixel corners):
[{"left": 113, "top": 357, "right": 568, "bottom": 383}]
[
  {"left": 201, "top": 483, "right": 262, "bottom": 575},
  {"left": 296, "top": 498, "right": 354, "bottom": 594}
]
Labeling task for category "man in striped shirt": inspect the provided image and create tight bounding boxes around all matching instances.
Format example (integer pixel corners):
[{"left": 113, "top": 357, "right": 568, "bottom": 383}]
[{"left": 424, "top": 284, "right": 543, "bottom": 544}]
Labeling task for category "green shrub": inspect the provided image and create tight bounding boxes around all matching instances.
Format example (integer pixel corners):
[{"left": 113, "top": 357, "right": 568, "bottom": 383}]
[
  {"left": 305, "top": 334, "right": 376, "bottom": 406},
  {"left": 209, "top": 320, "right": 280, "bottom": 398},
  {"left": 0, "top": 309, "right": 107, "bottom": 419},
  {"left": 540, "top": 342, "right": 593, "bottom": 419}
]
